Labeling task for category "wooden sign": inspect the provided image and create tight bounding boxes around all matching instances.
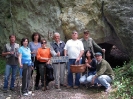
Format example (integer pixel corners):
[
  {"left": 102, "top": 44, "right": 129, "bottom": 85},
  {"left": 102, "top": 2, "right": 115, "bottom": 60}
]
[{"left": 51, "top": 56, "right": 69, "bottom": 63}]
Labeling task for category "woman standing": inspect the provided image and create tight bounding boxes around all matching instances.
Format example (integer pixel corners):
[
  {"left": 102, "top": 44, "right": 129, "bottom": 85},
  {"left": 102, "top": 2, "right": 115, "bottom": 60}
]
[
  {"left": 18, "top": 38, "right": 32, "bottom": 96},
  {"left": 36, "top": 39, "right": 52, "bottom": 90},
  {"left": 79, "top": 50, "right": 96, "bottom": 84},
  {"left": 29, "top": 32, "right": 41, "bottom": 90}
]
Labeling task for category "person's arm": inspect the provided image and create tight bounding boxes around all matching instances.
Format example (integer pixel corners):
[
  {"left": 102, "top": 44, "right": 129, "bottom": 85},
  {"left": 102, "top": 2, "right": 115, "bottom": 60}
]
[
  {"left": 18, "top": 53, "right": 23, "bottom": 68},
  {"left": 2, "top": 45, "right": 11, "bottom": 56},
  {"left": 76, "top": 41, "right": 84, "bottom": 63},
  {"left": 92, "top": 39, "right": 103, "bottom": 52},
  {"left": 75, "top": 50, "right": 84, "bottom": 63},
  {"left": 64, "top": 49, "right": 67, "bottom": 56},
  {"left": 88, "top": 59, "right": 97, "bottom": 71}
]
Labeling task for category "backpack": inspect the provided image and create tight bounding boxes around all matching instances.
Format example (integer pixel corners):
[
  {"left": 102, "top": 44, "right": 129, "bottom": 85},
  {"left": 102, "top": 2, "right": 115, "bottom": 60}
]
[{"left": 46, "top": 64, "right": 54, "bottom": 81}]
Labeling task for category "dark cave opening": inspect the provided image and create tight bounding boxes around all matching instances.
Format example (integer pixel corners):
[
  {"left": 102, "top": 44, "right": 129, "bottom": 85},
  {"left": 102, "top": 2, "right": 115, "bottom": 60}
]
[{"left": 98, "top": 43, "right": 129, "bottom": 68}]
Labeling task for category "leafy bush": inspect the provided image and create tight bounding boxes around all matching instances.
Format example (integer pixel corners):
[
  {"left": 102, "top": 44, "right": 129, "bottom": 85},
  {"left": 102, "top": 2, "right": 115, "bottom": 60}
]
[
  {"left": 110, "top": 60, "right": 133, "bottom": 99},
  {"left": 0, "top": 56, "right": 6, "bottom": 75}
]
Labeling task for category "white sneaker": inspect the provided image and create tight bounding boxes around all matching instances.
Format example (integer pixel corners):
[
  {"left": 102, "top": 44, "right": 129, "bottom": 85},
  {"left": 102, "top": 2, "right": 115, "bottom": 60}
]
[
  {"left": 28, "top": 91, "right": 32, "bottom": 95},
  {"left": 23, "top": 93, "right": 28, "bottom": 96}
]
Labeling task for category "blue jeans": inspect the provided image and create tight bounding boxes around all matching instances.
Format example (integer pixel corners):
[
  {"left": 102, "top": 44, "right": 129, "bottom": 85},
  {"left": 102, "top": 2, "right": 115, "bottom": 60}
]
[
  {"left": 3, "top": 64, "right": 18, "bottom": 89},
  {"left": 98, "top": 75, "right": 112, "bottom": 88},
  {"left": 67, "top": 59, "right": 81, "bottom": 86}
]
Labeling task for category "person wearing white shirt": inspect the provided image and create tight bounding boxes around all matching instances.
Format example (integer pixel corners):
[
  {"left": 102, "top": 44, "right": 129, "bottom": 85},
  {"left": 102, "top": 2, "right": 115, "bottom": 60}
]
[{"left": 64, "top": 31, "right": 84, "bottom": 89}]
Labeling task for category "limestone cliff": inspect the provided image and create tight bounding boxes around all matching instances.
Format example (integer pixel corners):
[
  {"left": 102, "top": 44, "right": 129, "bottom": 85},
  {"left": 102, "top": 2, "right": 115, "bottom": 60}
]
[{"left": 0, "top": 0, "right": 132, "bottom": 58}]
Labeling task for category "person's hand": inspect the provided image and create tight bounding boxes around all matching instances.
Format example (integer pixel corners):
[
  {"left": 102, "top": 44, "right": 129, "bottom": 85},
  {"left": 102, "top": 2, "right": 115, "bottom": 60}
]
[
  {"left": 86, "top": 64, "right": 91, "bottom": 68},
  {"left": 32, "top": 50, "right": 37, "bottom": 54},
  {"left": 102, "top": 49, "right": 106, "bottom": 53},
  {"left": 85, "top": 58, "right": 88, "bottom": 63},
  {"left": 10, "top": 51, "right": 15, "bottom": 55},
  {"left": 75, "top": 57, "right": 80, "bottom": 63},
  {"left": 57, "top": 51, "right": 60, "bottom": 57},
  {"left": 19, "top": 64, "right": 23, "bottom": 68},
  {"left": 47, "top": 60, "right": 50, "bottom": 64}
]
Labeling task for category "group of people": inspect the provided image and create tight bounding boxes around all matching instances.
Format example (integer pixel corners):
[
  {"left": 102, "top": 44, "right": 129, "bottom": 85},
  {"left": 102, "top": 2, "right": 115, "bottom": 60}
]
[{"left": 2, "top": 30, "right": 115, "bottom": 96}]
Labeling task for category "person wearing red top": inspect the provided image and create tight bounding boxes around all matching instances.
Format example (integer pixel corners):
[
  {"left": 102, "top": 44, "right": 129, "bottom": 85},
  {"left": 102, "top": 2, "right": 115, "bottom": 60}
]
[{"left": 36, "top": 39, "right": 51, "bottom": 90}]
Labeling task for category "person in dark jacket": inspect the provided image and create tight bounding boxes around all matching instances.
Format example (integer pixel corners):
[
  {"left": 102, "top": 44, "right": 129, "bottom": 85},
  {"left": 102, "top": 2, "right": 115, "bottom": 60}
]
[
  {"left": 79, "top": 50, "right": 96, "bottom": 84},
  {"left": 50, "top": 32, "right": 66, "bottom": 89}
]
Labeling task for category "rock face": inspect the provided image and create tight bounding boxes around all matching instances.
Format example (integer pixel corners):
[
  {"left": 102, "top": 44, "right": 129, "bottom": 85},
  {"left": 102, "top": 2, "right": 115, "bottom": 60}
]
[{"left": 0, "top": 0, "right": 133, "bottom": 58}]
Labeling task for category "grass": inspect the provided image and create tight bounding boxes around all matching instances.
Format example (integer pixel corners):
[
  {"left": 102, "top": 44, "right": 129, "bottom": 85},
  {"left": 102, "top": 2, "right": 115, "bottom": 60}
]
[
  {"left": 109, "top": 60, "right": 133, "bottom": 99},
  {"left": 0, "top": 56, "right": 6, "bottom": 75}
]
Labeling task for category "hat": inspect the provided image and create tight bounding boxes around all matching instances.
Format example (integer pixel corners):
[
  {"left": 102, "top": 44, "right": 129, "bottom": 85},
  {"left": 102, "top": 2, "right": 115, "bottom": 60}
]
[
  {"left": 83, "top": 30, "right": 89, "bottom": 34},
  {"left": 95, "top": 52, "right": 102, "bottom": 56}
]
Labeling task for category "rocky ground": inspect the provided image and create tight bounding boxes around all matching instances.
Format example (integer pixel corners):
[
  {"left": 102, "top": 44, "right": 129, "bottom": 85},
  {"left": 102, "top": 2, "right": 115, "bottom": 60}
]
[{"left": 0, "top": 74, "right": 110, "bottom": 99}]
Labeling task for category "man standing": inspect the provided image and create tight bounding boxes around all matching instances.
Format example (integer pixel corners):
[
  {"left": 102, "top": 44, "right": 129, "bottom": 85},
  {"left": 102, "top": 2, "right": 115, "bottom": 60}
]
[
  {"left": 88, "top": 52, "right": 115, "bottom": 92},
  {"left": 50, "top": 32, "right": 66, "bottom": 89},
  {"left": 2, "top": 34, "right": 19, "bottom": 92},
  {"left": 64, "top": 31, "right": 84, "bottom": 89},
  {"left": 81, "top": 30, "right": 105, "bottom": 63}
]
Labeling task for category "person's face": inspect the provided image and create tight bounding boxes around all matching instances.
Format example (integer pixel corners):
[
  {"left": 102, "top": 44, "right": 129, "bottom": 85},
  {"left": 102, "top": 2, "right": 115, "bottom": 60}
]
[
  {"left": 84, "top": 32, "right": 89, "bottom": 38},
  {"left": 86, "top": 51, "right": 91, "bottom": 57},
  {"left": 10, "top": 36, "right": 16, "bottom": 43},
  {"left": 23, "top": 39, "right": 28, "bottom": 47},
  {"left": 72, "top": 32, "right": 78, "bottom": 40},
  {"left": 34, "top": 35, "right": 39, "bottom": 41},
  {"left": 54, "top": 34, "right": 60, "bottom": 42},
  {"left": 41, "top": 40, "right": 47, "bottom": 48},
  {"left": 95, "top": 55, "right": 102, "bottom": 61}
]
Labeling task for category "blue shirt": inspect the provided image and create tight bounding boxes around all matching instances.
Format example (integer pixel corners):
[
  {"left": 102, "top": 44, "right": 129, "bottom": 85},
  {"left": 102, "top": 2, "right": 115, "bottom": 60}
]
[
  {"left": 18, "top": 46, "right": 31, "bottom": 63},
  {"left": 29, "top": 42, "right": 41, "bottom": 57}
]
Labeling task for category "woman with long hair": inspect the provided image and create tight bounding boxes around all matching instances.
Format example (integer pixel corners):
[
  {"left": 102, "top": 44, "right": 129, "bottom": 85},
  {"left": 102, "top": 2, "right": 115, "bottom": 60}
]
[
  {"left": 79, "top": 50, "right": 96, "bottom": 84},
  {"left": 29, "top": 32, "right": 41, "bottom": 90}
]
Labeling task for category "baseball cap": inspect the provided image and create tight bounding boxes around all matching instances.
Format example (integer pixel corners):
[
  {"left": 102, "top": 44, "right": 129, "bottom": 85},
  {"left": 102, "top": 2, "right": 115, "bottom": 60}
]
[{"left": 95, "top": 52, "right": 102, "bottom": 56}]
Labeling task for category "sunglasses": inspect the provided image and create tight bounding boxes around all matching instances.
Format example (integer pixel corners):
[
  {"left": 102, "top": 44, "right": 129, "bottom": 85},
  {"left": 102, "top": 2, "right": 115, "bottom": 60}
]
[
  {"left": 41, "top": 42, "right": 47, "bottom": 44},
  {"left": 72, "top": 32, "right": 78, "bottom": 34}
]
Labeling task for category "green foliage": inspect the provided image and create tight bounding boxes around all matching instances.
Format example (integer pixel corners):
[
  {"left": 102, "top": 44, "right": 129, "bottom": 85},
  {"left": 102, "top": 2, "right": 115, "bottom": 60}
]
[
  {"left": 0, "top": 56, "right": 6, "bottom": 75},
  {"left": 109, "top": 60, "right": 133, "bottom": 99}
]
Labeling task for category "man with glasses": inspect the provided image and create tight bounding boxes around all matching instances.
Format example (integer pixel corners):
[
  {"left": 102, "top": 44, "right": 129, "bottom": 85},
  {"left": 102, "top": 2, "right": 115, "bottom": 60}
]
[
  {"left": 81, "top": 30, "right": 105, "bottom": 64},
  {"left": 64, "top": 31, "right": 84, "bottom": 89}
]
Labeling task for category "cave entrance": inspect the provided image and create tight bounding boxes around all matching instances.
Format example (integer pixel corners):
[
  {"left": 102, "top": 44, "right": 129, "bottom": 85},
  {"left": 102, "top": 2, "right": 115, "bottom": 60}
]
[{"left": 98, "top": 43, "right": 129, "bottom": 68}]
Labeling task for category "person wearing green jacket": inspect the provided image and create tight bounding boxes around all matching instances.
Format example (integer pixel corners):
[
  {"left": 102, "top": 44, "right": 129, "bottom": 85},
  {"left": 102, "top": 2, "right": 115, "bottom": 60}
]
[{"left": 87, "top": 52, "right": 115, "bottom": 92}]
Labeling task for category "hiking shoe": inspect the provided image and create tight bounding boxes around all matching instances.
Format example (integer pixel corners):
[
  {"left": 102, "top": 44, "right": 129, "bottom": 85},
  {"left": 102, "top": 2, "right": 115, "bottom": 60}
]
[
  {"left": 35, "top": 86, "right": 39, "bottom": 90},
  {"left": 66, "top": 85, "right": 72, "bottom": 89},
  {"left": 73, "top": 86, "right": 79, "bottom": 89},
  {"left": 3, "top": 89, "right": 8, "bottom": 93},
  {"left": 55, "top": 85, "right": 59, "bottom": 89},
  {"left": 10, "top": 88, "right": 15, "bottom": 91},
  {"left": 23, "top": 93, "right": 28, "bottom": 96},
  {"left": 105, "top": 86, "right": 112, "bottom": 92},
  {"left": 60, "top": 84, "right": 67, "bottom": 87}
]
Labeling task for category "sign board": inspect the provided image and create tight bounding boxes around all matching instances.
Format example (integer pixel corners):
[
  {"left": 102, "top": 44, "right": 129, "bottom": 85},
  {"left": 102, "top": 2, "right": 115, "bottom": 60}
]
[{"left": 51, "top": 56, "right": 69, "bottom": 63}]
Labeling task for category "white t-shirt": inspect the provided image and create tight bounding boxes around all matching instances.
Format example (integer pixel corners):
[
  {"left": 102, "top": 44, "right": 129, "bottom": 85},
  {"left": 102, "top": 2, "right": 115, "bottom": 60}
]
[{"left": 64, "top": 39, "right": 84, "bottom": 59}]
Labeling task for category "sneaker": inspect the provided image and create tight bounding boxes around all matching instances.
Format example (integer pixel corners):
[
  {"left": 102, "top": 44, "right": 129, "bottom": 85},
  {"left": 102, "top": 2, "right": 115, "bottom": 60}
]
[
  {"left": 73, "top": 86, "right": 79, "bottom": 89},
  {"left": 35, "top": 86, "right": 39, "bottom": 90},
  {"left": 66, "top": 85, "right": 72, "bottom": 89},
  {"left": 23, "top": 93, "right": 28, "bottom": 96},
  {"left": 28, "top": 91, "right": 32, "bottom": 95},
  {"left": 105, "top": 86, "right": 112, "bottom": 92},
  {"left": 10, "top": 88, "right": 15, "bottom": 91}
]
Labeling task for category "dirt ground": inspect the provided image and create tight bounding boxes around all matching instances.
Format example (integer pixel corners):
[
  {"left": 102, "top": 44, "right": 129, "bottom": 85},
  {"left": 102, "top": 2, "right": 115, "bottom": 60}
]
[{"left": 0, "top": 73, "right": 110, "bottom": 99}]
